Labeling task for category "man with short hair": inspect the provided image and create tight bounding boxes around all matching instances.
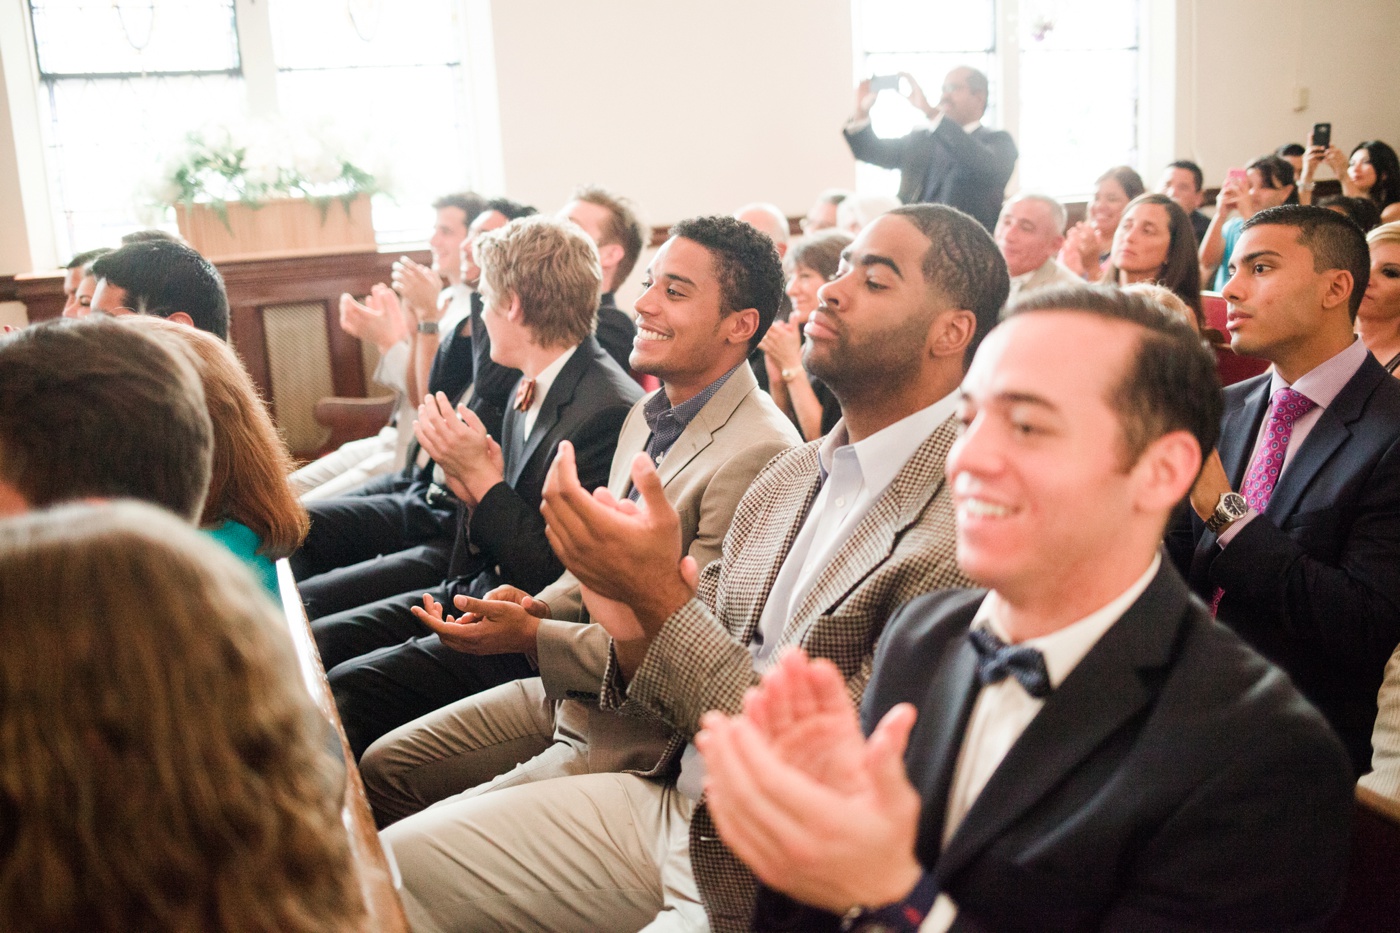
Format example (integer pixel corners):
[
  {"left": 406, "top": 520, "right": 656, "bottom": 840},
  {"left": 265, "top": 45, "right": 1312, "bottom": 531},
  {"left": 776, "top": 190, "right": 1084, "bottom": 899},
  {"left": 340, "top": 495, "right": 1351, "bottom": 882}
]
[
  {"left": 1171, "top": 204, "right": 1400, "bottom": 775},
  {"left": 699, "top": 285, "right": 1354, "bottom": 932},
  {"left": 994, "top": 193, "right": 1080, "bottom": 298},
  {"left": 0, "top": 316, "right": 213, "bottom": 520},
  {"left": 360, "top": 215, "right": 802, "bottom": 826},
  {"left": 734, "top": 202, "right": 791, "bottom": 259},
  {"left": 801, "top": 188, "right": 851, "bottom": 234},
  {"left": 89, "top": 239, "right": 230, "bottom": 339},
  {"left": 1159, "top": 159, "right": 1210, "bottom": 243},
  {"left": 559, "top": 186, "right": 645, "bottom": 374},
  {"left": 60, "top": 248, "right": 110, "bottom": 318},
  {"left": 384, "top": 204, "right": 1008, "bottom": 932},
  {"left": 310, "top": 216, "right": 642, "bottom": 759},
  {"left": 844, "top": 67, "right": 1017, "bottom": 231}
]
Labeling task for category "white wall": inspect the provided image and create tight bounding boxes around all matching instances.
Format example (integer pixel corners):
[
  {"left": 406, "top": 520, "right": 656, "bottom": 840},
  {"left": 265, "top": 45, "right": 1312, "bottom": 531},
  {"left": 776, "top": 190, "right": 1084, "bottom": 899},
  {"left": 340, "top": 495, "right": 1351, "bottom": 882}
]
[{"left": 1176, "top": 0, "right": 1400, "bottom": 187}]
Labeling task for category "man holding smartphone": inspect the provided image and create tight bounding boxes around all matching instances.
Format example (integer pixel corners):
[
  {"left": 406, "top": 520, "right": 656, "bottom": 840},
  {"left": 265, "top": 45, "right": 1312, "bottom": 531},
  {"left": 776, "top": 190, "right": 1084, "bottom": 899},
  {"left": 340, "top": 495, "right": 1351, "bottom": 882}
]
[{"left": 843, "top": 66, "right": 1017, "bottom": 231}]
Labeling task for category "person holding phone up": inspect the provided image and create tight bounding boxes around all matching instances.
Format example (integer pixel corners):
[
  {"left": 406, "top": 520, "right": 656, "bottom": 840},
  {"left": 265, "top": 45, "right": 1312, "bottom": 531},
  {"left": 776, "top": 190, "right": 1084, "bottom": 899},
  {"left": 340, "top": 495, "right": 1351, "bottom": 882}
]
[
  {"left": 1199, "top": 154, "right": 1297, "bottom": 290},
  {"left": 843, "top": 67, "right": 1017, "bottom": 232}
]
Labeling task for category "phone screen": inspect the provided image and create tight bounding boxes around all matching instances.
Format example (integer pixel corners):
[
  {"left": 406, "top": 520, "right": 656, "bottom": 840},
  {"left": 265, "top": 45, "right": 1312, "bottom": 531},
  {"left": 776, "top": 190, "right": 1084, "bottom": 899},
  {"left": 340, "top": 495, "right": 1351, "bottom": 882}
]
[
  {"left": 1311, "top": 123, "right": 1332, "bottom": 149},
  {"left": 869, "top": 74, "right": 900, "bottom": 92}
]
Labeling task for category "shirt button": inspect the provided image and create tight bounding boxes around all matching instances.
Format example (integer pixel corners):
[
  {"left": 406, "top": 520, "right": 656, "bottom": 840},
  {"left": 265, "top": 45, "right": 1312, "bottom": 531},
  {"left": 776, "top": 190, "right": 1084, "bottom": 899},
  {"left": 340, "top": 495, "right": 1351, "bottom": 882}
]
[{"left": 835, "top": 497, "right": 847, "bottom": 508}]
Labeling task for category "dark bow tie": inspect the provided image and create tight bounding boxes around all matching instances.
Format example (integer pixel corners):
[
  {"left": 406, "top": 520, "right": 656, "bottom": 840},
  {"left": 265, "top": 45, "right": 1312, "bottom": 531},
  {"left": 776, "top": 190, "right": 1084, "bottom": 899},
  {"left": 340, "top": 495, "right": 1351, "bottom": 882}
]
[{"left": 967, "top": 627, "right": 1052, "bottom": 699}]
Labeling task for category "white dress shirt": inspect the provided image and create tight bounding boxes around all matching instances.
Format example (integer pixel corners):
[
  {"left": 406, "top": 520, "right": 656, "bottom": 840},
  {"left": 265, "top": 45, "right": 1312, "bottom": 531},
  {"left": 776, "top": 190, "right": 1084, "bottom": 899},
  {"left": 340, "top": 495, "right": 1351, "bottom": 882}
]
[
  {"left": 520, "top": 343, "right": 578, "bottom": 437},
  {"left": 925, "top": 554, "right": 1162, "bottom": 932}
]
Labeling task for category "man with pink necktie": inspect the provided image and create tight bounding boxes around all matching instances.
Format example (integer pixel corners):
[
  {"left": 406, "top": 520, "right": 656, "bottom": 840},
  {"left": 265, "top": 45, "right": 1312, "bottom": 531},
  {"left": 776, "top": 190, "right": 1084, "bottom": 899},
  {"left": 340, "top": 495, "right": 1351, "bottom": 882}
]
[{"left": 1167, "top": 205, "right": 1400, "bottom": 776}]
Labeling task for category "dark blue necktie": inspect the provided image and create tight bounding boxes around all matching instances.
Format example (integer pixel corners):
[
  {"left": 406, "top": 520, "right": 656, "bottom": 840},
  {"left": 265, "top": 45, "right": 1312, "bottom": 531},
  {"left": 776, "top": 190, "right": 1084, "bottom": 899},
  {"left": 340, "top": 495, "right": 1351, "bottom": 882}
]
[{"left": 967, "top": 627, "right": 1052, "bottom": 699}]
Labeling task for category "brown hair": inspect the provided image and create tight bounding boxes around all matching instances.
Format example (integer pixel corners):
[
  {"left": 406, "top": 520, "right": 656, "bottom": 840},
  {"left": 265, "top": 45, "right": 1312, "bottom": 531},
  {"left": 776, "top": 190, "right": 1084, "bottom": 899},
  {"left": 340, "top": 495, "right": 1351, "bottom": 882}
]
[
  {"left": 128, "top": 318, "right": 308, "bottom": 557},
  {"left": 574, "top": 185, "right": 647, "bottom": 288},
  {"left": 0, "top": 500, "right": 366, "bottom": 933},
  {"left": 476, "top": 215, "right": 603, "bottom": 349},
  {"left": 1100, "top": 193, "right": 1203, "bottom": 325},
  {"left": 0, "top": 317, "right": 212, "bottom": 520}
]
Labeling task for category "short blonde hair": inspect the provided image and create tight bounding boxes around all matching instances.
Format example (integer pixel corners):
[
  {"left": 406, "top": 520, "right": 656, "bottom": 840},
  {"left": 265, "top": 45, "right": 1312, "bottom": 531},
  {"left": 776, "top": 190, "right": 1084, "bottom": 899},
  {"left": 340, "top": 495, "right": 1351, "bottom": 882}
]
[
  {"left": 1367, "top": 220, "right": 1400, "bottom": 249},
  {"left": 0, "top": 501, "right": 365, "bottom": 932},
  {"left": 1122, "top": 281, "right": 1201, "bottom": 333},
  {"left": 476, "top": 215, "right": 602, "bottom": 348}
]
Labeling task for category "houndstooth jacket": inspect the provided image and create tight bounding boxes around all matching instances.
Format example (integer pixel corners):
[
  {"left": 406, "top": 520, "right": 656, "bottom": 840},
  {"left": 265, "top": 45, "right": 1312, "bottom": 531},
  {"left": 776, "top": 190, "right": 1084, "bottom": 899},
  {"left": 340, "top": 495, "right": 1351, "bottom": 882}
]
[{"left": 599, "top": 414, "right": 972, "bottom": 933}]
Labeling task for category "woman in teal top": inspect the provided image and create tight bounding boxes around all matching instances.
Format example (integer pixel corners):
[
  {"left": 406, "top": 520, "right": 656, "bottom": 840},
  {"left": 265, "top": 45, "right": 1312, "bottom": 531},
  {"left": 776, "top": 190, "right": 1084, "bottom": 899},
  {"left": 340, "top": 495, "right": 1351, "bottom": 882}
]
[{"left": 131, "top": 319, "right": 308, "bottom": 600}]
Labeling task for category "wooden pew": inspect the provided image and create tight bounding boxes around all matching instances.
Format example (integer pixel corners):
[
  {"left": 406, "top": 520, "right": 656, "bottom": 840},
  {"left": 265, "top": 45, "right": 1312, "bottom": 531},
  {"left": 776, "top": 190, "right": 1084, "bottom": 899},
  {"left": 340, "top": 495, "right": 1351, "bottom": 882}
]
[
  {"left": 276, "top": 559, "right": 410, "bottom": 933},
  {"left": 1325, "top": 785, "right": 1400, "bottom": 932}
]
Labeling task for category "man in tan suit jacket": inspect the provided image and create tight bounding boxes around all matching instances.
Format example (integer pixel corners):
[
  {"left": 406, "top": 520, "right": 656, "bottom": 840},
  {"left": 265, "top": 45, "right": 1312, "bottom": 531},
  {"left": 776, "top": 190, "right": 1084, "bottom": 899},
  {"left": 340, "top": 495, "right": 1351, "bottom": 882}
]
[
  {"left": 382, "top": 205, "right": 1010, "bottom": 933},
  {"left": 361, "top": 216, "right": 800, "bottom": 823}
]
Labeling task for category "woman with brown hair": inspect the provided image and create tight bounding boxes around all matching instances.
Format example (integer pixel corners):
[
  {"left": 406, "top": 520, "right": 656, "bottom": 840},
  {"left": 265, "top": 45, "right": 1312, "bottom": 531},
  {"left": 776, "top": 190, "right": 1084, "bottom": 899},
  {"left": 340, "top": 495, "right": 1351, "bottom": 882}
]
[
  {"left": 1059, "top": 165, "right": 1146, "bottom": 279},
  {"left": 1102, "top": 193, "right": 1204, "bottom": 328},
  {"left": 0, "top": 500, "right": 365, "bottom": 933},
  {"left": 130, "top": 317, "right": 308, "bottom": 595}
]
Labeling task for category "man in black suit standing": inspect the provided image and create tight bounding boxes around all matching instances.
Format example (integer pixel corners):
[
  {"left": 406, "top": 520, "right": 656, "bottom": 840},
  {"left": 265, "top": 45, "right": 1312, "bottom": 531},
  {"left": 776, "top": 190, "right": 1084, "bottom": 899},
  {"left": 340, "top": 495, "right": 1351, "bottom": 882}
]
[
  {"left": 843, "top": 66, "right": 1016, "bottom": 231},
  {"left": 1170, "top": 204, "right": 1400, "bottom": 775},
  {"left": 312, "top": 215, "right": 641, "bottom": 758},
  {"left": 699, "top": 286, "right": 1353, "bottom": 932}
]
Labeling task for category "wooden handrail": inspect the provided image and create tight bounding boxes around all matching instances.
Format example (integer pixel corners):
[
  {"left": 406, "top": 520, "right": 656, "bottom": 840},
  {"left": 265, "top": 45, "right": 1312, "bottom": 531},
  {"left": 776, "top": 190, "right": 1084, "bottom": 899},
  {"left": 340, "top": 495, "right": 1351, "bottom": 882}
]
[{"left": 276, "top": 560, "right": 410, "bottom": 933}]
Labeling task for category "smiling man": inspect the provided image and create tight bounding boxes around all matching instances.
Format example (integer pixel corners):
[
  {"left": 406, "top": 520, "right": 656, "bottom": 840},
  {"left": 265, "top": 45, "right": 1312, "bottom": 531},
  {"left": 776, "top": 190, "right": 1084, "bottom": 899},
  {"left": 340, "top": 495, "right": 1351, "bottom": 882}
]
[
  {"left": 380, "top": 204, "right": 1007, "bottom": 933},
  {"left": 1169, "top": 204, "right": 1400, "bottom": 775},
  {"left": 699, "top": 285, "right": 1353, "bottom": 933},
  {"left": 994, "top": 193, "right": 1080, "bottom": 298}
]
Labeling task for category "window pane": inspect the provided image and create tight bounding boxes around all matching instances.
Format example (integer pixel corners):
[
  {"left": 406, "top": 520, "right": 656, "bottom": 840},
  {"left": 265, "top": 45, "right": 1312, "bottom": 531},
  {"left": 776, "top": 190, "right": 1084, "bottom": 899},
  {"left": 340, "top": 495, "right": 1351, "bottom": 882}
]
[
  {"left": 40, "top": 74, "right": 247, "bottom": 253},
  {"left": 1019, "top": 0, "right": 1138, "bottom": 50},
  {"left": 858, "top": 0, "right": 995, "bottom": 54},
  {"left": 269, "top": 0, "right": 461, "bottom": 69},
  {"left": 1016, "top": 49, "right": 1139, "bottom": 196},
  {"left": 30, "top": 0, "right": 239, "bottom": 76},
  {"left": 277, "top": 65, "right": 475, "bottom": 245}
]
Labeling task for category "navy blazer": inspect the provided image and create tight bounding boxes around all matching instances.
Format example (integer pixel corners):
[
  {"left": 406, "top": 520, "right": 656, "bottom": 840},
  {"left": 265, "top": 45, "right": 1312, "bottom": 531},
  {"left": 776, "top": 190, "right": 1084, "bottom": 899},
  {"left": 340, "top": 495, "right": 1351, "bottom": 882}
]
[
  {"left": 843, "top": 119, "right": 1017, "bottom": 231},
  {"left": 445, "top": 334, "right": 641, "bottom": 597},
  {"left": 1167, "top": 351, "right": 1400, "bottom": 774},
  {"left": 757, "top": 566, "right": 1353, "bottom": 932}
]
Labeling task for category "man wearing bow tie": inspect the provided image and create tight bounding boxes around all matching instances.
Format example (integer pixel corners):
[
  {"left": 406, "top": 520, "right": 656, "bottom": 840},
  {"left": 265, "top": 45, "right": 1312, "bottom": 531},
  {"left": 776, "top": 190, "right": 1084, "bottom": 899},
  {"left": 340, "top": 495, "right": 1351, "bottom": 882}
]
[
  {"left": 699, "top": 286, "right": 1354, "bottom": 932},
  {"left": 311, "top": 215, "right": 641, "bottom": 758}
]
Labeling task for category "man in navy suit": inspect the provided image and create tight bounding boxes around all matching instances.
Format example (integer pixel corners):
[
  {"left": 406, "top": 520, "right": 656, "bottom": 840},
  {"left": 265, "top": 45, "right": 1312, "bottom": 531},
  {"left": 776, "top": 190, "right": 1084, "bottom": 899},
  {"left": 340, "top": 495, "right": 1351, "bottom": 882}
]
[
  {"left": 699, "top": 286, "right": 1353, "bottom": 932},
  {"left": 312, "top": 215, "right": 641, "bottom": 757},
  {"left": 843, "top": 66, "right": 1016, "bottom": 231},
  {"left": 1169, "top": 204, "right": 1400, "bottom": 775}
]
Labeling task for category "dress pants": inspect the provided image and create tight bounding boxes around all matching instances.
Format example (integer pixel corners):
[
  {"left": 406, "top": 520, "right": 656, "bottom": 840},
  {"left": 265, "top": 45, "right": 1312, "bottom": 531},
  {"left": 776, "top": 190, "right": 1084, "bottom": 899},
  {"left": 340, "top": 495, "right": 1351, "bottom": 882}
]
[
  {"left": 290, "top": 473, "right": 457, "bottom": 620},
  {"left": 362, "top": 676, "right": 587, "bottom": 827},
  {"left": 384, "top": 772, "right": 705, "bottom": 933}
]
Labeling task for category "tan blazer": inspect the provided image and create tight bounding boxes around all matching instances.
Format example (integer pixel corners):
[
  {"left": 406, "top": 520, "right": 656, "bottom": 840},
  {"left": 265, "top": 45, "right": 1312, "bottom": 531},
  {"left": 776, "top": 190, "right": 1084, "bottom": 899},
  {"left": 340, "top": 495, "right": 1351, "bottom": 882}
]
[
  {"left": 600, "top": 416, "right": 972, "bottom": 932},
  {"left": 530, "top": 364, "right": 801, "bottom": 773}
]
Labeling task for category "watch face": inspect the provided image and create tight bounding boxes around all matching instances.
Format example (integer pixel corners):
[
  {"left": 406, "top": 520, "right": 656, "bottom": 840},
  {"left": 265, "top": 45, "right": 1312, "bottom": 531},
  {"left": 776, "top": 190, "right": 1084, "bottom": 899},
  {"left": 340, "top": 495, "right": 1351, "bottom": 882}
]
[{"left": 1221, "top": 493, "right": 1249, "bottom": 519}]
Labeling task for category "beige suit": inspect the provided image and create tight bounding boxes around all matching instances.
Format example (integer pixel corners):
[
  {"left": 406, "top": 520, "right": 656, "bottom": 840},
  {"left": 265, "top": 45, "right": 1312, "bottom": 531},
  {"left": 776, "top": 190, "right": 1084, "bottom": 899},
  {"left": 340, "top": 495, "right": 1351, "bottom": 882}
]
[
  {"left": 383, "top": 414, "right": 972, "bottom": 933},
  {"left": 361, "top": 364, "right": 800, "bottom": 822},
  {"left": 1008, "top": 255, "right": 1083, "bottom": 299}
]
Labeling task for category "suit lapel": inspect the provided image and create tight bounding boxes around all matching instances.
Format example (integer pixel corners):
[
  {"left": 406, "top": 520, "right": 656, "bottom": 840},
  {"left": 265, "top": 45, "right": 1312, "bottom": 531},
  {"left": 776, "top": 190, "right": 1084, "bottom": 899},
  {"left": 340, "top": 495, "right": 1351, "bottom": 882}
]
[
  {"left": 657, "top": 367, "right": 758, "bottom": 485},
  {"left": 934, "top": 567, "right": 1190, "bottom": 881},
  {"left": 787, "top": 417, "right": 959, "bottom": 629},
  {"left": 1193, "top": 378, "right": 1271, "bottom": 558},
  {"left": 913, "top": 618, "right": 984, "bottom": 865},
  {"left": 509, "top": 339, "right": 593, "bottom": 486}
]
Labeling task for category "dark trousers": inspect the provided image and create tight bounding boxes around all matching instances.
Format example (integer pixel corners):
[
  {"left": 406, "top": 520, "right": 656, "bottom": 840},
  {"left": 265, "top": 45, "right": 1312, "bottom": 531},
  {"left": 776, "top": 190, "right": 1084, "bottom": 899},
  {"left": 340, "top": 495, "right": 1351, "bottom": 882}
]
[
  {"left": 290, "top": 475, "right": 457, "bottom": 620},
  {"left": 313, "top": 588, "right": 534, "bottom": 759}
]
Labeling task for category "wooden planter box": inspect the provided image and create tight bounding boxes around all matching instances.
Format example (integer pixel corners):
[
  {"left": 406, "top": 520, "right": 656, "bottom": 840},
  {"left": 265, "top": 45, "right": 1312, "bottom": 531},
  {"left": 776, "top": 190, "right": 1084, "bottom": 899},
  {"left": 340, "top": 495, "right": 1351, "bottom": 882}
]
[{"left": 175, "top": 195, "right": 376, "bottom": 261}]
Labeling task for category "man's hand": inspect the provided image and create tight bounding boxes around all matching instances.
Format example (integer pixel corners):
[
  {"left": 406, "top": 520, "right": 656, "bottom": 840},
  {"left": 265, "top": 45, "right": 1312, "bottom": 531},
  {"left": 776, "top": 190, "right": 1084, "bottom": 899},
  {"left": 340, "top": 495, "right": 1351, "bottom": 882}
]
[
  {"left": 393, "top": 256, "right": 445, "bottom": 323},
  {"left": 541, "top": 442, "right": 693, "bottom": 633},
  {"left": 1189, "top": 448, "right": 1235, "bottom": 521},
  {"left": 900, "top": 72, "right": 937, "bottom": 119},
  {"left": 696, "top": 650, "right": 925, "bottom": 914},
  {"left": 339, "top": 283, "right": 410, "bottom": 352},
  {"left": 410, "top": 591, "right": 546, "bottom": 659},
  {"left": 853, "top": 78, "right": 878, "bottom": 122},
  {"left": 414, "top": 392, "right": 504, "bottom": 507}
]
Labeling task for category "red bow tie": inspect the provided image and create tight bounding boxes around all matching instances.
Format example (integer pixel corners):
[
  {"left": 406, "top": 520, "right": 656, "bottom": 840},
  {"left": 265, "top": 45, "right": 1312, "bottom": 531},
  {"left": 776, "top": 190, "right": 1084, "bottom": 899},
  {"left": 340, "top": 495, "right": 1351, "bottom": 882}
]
[{"left": 514, "top": 378, "right": 536, "bottom": 413}]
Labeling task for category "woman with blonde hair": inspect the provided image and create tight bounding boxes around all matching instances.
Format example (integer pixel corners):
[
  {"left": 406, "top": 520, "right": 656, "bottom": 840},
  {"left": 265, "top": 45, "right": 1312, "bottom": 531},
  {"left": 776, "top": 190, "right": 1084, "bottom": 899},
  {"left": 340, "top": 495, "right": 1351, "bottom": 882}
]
[
  {"left": 0, "top": 500, "right": 365, "bottom": 933},
  {"left": 1361, "top": 221, "right": 1400, "bottom": 376},
  {"left": 129, "top": 317, "right": 308, "bottom": 594}
]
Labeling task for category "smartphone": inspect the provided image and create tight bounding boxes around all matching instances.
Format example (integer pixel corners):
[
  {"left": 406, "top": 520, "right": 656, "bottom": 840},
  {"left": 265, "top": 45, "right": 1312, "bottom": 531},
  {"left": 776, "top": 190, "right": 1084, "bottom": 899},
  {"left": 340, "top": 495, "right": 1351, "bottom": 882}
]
[
  {"left": 869, "top": 74, "right": 900, "bottom": 92},
  {"left": 1227, "top": 168, "right": 1248, "bottom": 184},
  {"left": 1311, "top": 122, "right": 1332, "bottom": 149}
]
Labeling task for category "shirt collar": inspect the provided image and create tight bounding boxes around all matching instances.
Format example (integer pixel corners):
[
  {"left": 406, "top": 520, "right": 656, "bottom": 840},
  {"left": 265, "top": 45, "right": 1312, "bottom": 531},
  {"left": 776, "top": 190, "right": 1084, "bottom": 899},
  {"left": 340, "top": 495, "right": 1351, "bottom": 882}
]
[
  {"left": 526, "top": 343, "right": 580, "bottom": 414},
  {"left": 975, "top": 554, "right": 1161, "bottom": 690},
  {"left": 1269, "top": 337, "right": 1368, "bottom": 409},
  {"left": 817, "top": 389, "right": 961, "bottom": 490},
  {"left": 643, "top": 363, "right": 741, "bottom": 434}
]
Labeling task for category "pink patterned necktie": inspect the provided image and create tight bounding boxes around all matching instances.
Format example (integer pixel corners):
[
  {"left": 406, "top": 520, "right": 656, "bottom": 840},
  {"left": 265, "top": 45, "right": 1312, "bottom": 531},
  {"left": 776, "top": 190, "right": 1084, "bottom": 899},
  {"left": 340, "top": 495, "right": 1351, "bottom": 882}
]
[{"left": 1213, "top": 386, "right": 1316, "bottom": 615}]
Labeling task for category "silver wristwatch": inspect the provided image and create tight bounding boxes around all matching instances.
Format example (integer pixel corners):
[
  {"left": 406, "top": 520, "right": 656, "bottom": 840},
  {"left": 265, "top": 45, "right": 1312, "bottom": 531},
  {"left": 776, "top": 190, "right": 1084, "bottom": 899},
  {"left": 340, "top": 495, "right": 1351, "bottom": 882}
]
[
  {"left": 417, "top": 320, "right": 440, "bottom": 334},
  {"left": 1205, "top": 492, "right": 1249, "bottom": 534}
]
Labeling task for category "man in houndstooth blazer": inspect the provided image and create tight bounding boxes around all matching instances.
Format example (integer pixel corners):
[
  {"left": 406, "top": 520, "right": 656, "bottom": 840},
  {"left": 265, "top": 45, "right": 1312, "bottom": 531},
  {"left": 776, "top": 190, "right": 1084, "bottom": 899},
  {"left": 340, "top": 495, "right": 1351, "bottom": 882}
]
[{"left": 384, "top": 205, "right": 1011, "bottom": 933}]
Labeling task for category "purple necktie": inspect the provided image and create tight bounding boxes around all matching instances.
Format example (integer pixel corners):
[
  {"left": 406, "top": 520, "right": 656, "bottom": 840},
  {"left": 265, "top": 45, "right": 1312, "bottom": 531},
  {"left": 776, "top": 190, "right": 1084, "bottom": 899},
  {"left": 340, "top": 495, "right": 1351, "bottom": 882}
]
[{"left": 1213, "top": 386, "right": 1316, "bottom": 615}]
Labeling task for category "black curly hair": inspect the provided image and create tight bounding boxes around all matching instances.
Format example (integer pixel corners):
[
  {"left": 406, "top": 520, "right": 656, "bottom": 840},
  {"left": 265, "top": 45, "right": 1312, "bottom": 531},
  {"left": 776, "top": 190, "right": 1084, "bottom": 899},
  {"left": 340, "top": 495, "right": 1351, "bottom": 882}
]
[{"left": 669, "top": 215, "right": 785, "bottom": 349}]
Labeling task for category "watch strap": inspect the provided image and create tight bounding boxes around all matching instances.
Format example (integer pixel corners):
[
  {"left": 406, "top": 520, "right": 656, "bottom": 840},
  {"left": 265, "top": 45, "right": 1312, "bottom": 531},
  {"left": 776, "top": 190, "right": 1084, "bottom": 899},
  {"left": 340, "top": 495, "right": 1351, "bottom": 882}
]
[
  {"left": 417, "top": 320, "right": 440, "bottom": 335},
  {"left": 841, "top": 871, "right": 939, "bottom": 933}
]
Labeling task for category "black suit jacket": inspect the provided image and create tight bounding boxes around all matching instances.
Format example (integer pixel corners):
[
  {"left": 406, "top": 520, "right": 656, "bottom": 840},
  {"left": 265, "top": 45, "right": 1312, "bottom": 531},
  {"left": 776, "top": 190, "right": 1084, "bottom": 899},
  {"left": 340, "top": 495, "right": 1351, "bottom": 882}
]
[
  {"left": 843, "top": 119, "right": 1017, "bottom": 230},
  {"left": 757, "top": 566, "right": 1353, "bottom": 932},
  {"left": 595, "top": 292, "right": 638, "bottom": 376},
  {"left": 1166, "top": 352, "right": 1400, "bottom": 774},
  {"left": 445, "top": 334, "right": 642, "bottom": 597}
]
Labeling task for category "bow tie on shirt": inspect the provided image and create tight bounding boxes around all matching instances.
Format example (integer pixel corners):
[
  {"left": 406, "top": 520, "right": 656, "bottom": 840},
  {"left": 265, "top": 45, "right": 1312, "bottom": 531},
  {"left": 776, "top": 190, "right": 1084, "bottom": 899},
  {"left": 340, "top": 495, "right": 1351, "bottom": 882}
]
[
  {"left": 514, "top": 378, "right": 536, "bottom": 413},
  {"left": 968, "top": 627, "right": 1052, "bottom": 699}
]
